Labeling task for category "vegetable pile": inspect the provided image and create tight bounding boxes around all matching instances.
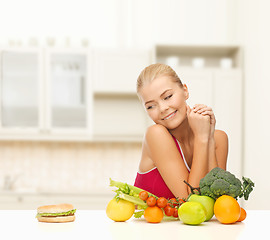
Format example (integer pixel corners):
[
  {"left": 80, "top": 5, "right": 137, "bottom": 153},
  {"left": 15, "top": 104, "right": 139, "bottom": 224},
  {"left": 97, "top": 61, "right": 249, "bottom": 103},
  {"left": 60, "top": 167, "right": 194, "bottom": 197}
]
[{"left": 108, "top": 167, "right": 255, "bottom": 225}]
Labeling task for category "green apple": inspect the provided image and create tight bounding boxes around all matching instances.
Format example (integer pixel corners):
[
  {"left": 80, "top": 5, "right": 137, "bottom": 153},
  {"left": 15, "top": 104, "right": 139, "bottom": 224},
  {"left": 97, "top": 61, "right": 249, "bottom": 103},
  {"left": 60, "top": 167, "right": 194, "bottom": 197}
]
[
  {"left": 188, "top": 194, "right": 215, "bottom": 221},
  {"left": 178, "top": 202, "right": 206, "bottom": 225}
]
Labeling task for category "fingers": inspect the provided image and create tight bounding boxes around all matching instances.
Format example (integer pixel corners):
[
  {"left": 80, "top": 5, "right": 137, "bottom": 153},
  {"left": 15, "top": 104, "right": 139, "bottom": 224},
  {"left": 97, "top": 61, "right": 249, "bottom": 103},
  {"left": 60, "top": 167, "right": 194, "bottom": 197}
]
[
  {"left": 192, "top": 104, "right": 216, "bottom": 124},
  {"left": 192, "top": 104, "right": 209, "bottom": 113},
  {"left": 192, "top": 104, "right": 212, "bottom": 115}
]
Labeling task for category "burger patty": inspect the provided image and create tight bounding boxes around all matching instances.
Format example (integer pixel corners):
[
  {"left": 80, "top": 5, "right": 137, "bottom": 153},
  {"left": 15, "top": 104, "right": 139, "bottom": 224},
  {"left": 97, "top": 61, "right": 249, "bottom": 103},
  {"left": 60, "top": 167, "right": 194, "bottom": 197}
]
[{"left": 41, "top": 213, "right": 75, "bottom": 217}]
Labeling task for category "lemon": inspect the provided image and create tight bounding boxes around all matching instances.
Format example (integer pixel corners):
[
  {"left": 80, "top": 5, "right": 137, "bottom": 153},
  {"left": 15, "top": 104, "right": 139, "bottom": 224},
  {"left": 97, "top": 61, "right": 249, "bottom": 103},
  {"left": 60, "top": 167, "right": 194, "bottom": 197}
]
[
  {"left": 178, "top": 202, "right": 206, "bottom": 225},
  {"left": 106, "top": 198, "right": 135, "bottom": 222}
]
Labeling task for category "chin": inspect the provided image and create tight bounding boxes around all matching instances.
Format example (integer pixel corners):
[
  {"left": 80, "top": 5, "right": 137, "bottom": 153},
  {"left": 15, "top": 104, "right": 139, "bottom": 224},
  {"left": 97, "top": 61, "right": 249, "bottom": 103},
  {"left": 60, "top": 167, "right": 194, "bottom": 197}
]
[{"left": 167, "top": 117, "right": 186, "bottom": 130}]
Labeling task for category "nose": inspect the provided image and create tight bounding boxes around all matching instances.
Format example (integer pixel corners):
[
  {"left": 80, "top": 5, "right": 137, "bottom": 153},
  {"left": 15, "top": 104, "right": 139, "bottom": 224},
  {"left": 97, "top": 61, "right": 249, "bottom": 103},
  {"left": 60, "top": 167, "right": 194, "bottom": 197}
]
[{"left": 159, "top": 101, "right": 169, "bottom": 113}]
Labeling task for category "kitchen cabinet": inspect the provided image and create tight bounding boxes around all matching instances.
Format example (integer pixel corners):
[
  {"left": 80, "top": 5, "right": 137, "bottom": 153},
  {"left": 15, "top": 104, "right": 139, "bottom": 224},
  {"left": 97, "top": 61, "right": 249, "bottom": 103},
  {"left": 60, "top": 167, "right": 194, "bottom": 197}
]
[
  {"left": 44, "top": 49, "right": 93, "bottom": 135},
  {"left": 0, "top": 45, "right": 242, "bottom": 146},
  {"left": 0, "top": 48, "right": 92, "bottom": 138},
  {"left": 93, "top": 94, "right": 150, "bottom": 138},
  {"left": 0, "top": 48, "right": 43, "bottom": 133},
  {"left": 92, "top": 48, "right": 152, "bottom": 139},
  {"left": 176, "top": 68, "right": 213, "bottom": 107},
  {"left": 93, "top": 48, "right": 152, "bottom": 93},
  {"left": 0, "top": 47, "right": 152, "bottom": 141}
]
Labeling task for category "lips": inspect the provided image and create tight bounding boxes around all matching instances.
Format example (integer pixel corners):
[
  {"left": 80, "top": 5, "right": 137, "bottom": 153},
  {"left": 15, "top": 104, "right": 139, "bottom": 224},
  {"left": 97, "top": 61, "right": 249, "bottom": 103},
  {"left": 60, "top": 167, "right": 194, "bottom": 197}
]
[{"left": 162, "top": 110, "right": 177, "bottom": 120}]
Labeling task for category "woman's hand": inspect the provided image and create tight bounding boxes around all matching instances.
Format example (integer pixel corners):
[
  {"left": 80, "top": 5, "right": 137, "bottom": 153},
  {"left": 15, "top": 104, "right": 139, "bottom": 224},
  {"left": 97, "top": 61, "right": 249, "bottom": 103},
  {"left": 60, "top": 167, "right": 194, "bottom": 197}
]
[
  {"left": 186, "top": 104, "right": 211, "bottom": 141},
  {"left": 192, "top": 104, "right": 216, "bottom": 139}
]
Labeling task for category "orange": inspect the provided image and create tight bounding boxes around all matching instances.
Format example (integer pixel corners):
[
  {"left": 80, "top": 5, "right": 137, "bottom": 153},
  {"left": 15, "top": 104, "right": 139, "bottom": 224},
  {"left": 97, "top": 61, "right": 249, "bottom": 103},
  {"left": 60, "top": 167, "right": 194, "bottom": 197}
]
[
  {"left": 214, "top": 195, "right": 241, "bottom": 224},
  {"left": 144, "top": 206, "right": 164, "bottom": 223},
  {"left": 237, "top": 207, "right": 247, "bottom": 222}
]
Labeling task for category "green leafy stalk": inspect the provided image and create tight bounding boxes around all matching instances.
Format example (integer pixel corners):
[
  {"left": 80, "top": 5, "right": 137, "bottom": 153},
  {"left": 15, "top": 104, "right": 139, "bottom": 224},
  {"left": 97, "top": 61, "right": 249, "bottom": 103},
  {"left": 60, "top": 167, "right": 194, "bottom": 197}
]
[
  {"left": 239, "top": 177, "right": 255, "bottom": 200},
  {"left": 110, "top": 178, "right": 158, "bottom": 198},
  {"left": 115, "top": 192, "right": 147, "bottom": 208},
  {"left": 133, "top": 210, "right": 145, "bottom": 218}
]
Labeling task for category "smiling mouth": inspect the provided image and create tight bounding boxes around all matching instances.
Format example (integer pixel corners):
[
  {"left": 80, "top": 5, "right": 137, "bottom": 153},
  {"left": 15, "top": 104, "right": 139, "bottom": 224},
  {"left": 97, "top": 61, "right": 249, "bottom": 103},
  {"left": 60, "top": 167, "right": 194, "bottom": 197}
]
[{"left": 162, "top": 111, "right": 177, "bottom": 120}]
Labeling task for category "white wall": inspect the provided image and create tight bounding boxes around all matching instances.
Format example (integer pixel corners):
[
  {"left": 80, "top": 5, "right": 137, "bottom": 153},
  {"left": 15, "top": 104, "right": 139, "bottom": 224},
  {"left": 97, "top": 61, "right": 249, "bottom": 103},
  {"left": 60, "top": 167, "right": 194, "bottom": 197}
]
[
  {"left": 237, "top": 0, "right": 270, "bottom": 210},
  {"left": 0, "top": 0, "right": 237, "bottom": 48}
]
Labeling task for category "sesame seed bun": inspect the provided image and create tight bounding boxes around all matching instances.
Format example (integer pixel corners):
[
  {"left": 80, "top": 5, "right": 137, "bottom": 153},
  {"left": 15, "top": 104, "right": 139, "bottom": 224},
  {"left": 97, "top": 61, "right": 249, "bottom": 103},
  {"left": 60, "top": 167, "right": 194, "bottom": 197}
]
[{"left": 37, "top": 203, "right": 74, "bottom": 214}]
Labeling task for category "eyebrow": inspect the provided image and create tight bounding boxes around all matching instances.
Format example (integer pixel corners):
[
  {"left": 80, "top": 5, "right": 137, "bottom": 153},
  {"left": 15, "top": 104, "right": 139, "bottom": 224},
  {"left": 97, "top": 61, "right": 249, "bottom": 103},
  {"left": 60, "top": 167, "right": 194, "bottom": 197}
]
[{"left": 144, "top": 89, "right": 172, "bottom": 106}]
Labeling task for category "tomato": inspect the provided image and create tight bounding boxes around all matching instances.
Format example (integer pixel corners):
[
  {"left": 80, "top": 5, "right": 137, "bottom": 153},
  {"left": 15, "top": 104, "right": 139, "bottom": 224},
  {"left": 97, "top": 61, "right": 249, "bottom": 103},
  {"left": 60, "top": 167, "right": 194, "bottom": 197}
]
[
  {"left": 169, "top": 198, "right": 178, "bottom": 206},
  {"left": 237, "top": 207, "right": 247, "bottom": 222},
  {"left": 156, "top": 197, "right": 168, "bottom": 208},
  {"left": 146, "top": 196, "right": 157, "bottom": 207},
  {"left": 167, "top": 198, "right": 178, "bottom": 207},
  {"left": 139, "top": 191, "right": 149, "bottom": 201},
  {"left": 173, "top": 208, "right": 178, "bottom": 218},
  {"left": 178, "top": 198, "right": 186, "bottom": 204},
  {"left": 164, "top": 206, "right": 174, "bottom": 216}
]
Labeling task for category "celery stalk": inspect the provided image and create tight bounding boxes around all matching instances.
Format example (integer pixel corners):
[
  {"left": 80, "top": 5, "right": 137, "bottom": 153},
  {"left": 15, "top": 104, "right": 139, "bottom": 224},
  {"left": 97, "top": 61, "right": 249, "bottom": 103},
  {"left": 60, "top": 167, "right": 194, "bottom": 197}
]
[
  {"left": 109, "top": 178, "right": 158, "bottom": 198},
  {"left": 110, "top": 178, "right": 143, "bottom": 195},
  {"left": 117, "top": 192, "right": 147, "bottom": 208}
]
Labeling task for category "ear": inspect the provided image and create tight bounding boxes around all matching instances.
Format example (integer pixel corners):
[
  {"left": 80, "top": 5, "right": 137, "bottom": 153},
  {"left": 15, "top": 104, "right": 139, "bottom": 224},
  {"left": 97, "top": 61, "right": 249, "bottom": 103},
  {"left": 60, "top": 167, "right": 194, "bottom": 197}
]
[{"left": 183, "top": 84, "right": 189, "bottom": 100}]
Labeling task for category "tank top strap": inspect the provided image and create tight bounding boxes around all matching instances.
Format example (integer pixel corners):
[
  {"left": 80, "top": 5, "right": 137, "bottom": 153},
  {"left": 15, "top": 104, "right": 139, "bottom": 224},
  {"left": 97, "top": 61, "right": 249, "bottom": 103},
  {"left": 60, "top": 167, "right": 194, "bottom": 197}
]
[{"left": 171, "top": 135, "right": 191, "bottom": 172}]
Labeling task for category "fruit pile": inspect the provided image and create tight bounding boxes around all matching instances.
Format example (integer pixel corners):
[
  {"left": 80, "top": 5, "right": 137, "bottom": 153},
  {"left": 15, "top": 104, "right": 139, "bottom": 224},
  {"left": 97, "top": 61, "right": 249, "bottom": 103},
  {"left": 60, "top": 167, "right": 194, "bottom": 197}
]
[{"left": 138, "top": 190, "right": 247, "bottom": 225}]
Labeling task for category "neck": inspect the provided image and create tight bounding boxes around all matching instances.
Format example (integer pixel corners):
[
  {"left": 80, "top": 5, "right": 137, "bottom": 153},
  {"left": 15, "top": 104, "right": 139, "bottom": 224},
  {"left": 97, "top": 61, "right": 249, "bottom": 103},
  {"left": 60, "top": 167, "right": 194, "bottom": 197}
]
[{"left": 169, "top": 117, "right": 193, "bottom": 144}]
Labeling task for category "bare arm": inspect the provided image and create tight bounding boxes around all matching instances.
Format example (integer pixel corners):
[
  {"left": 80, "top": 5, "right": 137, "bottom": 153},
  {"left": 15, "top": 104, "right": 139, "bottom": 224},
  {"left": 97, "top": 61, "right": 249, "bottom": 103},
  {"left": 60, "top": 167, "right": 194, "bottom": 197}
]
[
  {"left": 144, "top": 125, "right": 190, "bottom": 199},
  {"left": 208, "top": 138, "right": 218, "bottom": 171},
  {"left": 187, "top": 137, "right": 209, "bottom": 191},
  {"left": 192, "top": 104, "right": 228, "bottom": 171},
  {"left": 214, "top": 130, "right": 228, "bottom": 170},
  {"left": 185, "top": 105, "right": 212, "bottom": 190}
]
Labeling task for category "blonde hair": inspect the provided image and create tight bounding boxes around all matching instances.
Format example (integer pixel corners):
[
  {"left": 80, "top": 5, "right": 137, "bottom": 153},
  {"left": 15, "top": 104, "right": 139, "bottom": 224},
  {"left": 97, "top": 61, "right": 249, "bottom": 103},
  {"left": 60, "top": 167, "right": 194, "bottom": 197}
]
[{"left": 136, "top": 63, "right": 183, "bottom": 93}]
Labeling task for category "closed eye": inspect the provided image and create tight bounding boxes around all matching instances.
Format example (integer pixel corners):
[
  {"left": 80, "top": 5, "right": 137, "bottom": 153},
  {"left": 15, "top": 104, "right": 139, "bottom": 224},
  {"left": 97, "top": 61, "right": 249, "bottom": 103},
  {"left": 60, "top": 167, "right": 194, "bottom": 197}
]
[{"left": 164, "top": 94, "right": 173, "bottom": 100}]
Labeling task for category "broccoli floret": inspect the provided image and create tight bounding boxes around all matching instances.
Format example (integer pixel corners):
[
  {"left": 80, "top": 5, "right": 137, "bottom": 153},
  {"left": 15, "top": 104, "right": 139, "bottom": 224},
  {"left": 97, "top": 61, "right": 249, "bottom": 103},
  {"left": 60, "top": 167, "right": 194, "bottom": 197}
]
[
  {"left": 210, "top": 179, "right": 230, "bottom": 199},
  {"left": 199, "top": 167, "right": 254, "bottom": 200}
]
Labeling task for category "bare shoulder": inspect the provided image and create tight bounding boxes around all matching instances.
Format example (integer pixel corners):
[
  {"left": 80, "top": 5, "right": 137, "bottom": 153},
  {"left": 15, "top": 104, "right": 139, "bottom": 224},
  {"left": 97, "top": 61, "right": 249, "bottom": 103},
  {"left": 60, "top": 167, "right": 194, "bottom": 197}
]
[
  {"left": 214, "top": 129, "right": 228, "bottom": 147},
  {"left": 144, "top": 124, "right": 172, "bottom": 144},
  {"left": 145, "top": 124, "right": 170, "bottom": 136},
  {"left": 143, "top": 124, "right": 176, "bottom": 156}
]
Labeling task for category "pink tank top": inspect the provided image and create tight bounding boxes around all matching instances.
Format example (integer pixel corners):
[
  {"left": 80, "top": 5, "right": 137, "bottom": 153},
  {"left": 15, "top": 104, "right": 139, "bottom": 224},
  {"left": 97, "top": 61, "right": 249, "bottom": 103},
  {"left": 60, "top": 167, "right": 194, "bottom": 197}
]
[{"left": 134, "top": 135, "right": 190, "bottom": 199}]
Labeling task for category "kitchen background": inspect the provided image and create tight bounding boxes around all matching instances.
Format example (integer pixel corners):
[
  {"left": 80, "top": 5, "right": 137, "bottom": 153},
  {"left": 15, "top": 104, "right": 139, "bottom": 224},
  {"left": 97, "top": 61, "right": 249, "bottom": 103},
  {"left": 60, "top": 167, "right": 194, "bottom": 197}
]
[{"left": 0, "top": 0, "right": 269, "bottom": 210}]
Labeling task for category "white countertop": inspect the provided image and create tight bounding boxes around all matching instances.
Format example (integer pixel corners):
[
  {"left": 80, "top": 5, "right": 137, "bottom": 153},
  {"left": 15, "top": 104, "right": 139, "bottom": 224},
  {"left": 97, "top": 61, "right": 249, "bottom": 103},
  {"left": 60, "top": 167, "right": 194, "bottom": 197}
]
[{"left": 1, "top": 210, "right": 269, "bottom": 240}]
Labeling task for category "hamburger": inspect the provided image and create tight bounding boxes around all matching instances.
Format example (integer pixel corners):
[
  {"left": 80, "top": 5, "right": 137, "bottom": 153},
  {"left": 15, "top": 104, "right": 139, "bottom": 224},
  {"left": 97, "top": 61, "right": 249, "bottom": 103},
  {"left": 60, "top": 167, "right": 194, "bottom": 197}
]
[{"left": 36, "top": 203, "right": 76, "bottom": 223}]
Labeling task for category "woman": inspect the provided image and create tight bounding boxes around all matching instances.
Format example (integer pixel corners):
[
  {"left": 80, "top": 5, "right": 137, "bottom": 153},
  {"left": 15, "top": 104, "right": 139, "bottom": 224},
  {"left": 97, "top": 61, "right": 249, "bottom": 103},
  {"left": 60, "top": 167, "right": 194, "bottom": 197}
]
[{"left": 134, "top": 63, "right": 228, "bottom": 199}]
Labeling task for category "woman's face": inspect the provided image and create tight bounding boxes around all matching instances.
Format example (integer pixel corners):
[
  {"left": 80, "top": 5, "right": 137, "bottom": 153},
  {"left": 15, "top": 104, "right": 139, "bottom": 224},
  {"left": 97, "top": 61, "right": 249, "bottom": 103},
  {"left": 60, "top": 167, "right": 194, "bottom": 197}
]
[{"left": 139, "top": 76, "right": 189, "bottom": 130}]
